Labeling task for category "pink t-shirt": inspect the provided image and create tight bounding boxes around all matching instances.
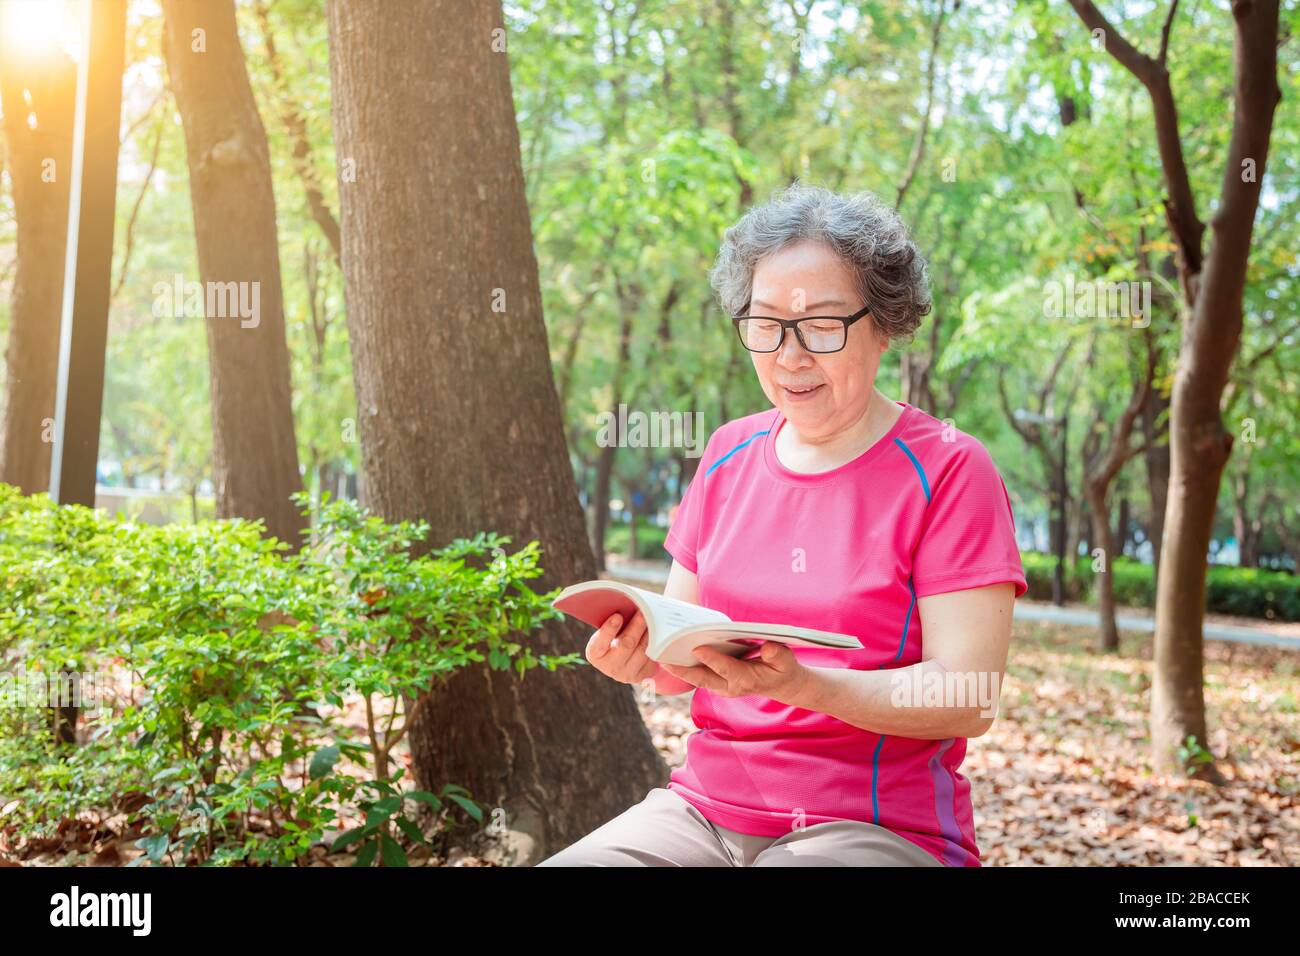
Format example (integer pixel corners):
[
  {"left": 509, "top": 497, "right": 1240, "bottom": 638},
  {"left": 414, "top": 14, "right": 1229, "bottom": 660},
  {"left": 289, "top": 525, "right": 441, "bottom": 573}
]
[{"left": 663, "top": 400, "right": 1027, "bottom": 866}]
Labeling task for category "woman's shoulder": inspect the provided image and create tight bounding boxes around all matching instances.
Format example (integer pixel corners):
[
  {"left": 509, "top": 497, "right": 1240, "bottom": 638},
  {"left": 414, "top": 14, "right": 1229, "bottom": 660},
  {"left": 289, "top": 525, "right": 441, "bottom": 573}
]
[
  {"left": 895, "top": 406, "right": 1007, "bottom": 490},
  {"left": 697, "top": 409, "right": 781, "bottom": 462}
]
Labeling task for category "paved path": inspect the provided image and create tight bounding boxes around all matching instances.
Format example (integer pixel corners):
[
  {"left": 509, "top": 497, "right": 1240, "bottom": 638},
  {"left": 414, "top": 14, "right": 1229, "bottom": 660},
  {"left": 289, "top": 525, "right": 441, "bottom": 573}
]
[{"left": 602, "top": 561, "right": 1300, "bottom": 651}]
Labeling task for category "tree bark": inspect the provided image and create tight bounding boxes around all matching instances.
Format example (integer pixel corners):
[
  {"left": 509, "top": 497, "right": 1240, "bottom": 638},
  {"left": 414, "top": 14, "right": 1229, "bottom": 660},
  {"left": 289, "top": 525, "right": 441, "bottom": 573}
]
[
  {"left": 1231, "top": 465, "right": 1261, "bottom": 568},
  {"left": 162, "top": 0, "right": 305, "bottom": 544},
  {"left": 1082, "top": 362, "right": 1151, "bottom": 652},
  {"left": 0, "top": 50, "right": 75, "bottom": 493},
  {"left": 1141, "top": 376, "right": 1171, "bottom": 575},
  {"left": 251, "top": 0, "right": 342, "bottom": 265},
  {"left": 590, "top": 289, "right": 635, "bottom": 572},
  {"left": 1116, "top": 494, "right": 1130, "bottom": 556},
  {"left": 325, "top": 0, "right": 666, "bottom": 865}
]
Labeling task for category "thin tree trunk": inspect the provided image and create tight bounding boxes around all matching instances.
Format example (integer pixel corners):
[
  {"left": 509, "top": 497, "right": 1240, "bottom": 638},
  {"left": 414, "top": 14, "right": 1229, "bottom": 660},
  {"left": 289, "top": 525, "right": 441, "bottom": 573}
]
[
  {"left": 251, "top": 0, "right": 342, "bottom": 265},
  {"left": 1142, "top": 377, "right": 1171, "bottom": 577},
  {"left": 591, "top": 299, "right": 634, "bottom": 572},
  {"left": 325, "top": 0, "right": 665, "bottom": 865},
  {"left": 0, "top": 50, "right": 75, "bottom": 493},
  {"left": 1087, "top": 488, "right": 1120, "bottom": 651},
  {"left": 1116, "top": 495, "right": 1130, "bottom": 556},
  {"left": 1082, "top": 364, "right": 1151, "bottom": 652},
  {"left": 162, "top": 0, "right": 305, "bottom": 544},
  {"left": 1068, "top": 0, "right": 1282, "bottom": 776},
  {"left": 1231, "top": 466, "right": 1260, "bottom": 568},
  {"left": 626, "top": 479, "right": 638, "bottom": 562}
]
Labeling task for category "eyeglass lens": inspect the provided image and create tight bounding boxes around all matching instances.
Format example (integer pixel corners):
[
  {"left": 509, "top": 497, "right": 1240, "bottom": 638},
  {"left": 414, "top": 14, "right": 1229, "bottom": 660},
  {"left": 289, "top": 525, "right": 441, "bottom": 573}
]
[{"left": 736, "top": 317, "right": 846, "bottom": 353}]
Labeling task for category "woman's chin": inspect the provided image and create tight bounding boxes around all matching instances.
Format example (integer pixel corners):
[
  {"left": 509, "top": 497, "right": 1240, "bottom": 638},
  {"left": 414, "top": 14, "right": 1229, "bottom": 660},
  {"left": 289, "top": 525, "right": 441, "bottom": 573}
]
[{"left": 778, "top": 399, "right": 831, "bottom": 429}]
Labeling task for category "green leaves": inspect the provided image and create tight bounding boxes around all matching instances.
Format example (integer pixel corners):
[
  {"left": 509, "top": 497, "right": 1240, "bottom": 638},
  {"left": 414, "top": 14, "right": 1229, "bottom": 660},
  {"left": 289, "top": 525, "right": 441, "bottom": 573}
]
[
  {"left": 0, "top": 486, "right": 573, "bottom": 866},
  {"left": 309, "top": 745, "right": 341, "bottom": 780},
  {"left": 137, "top": 834, "right": 170, "bottom": 865}
]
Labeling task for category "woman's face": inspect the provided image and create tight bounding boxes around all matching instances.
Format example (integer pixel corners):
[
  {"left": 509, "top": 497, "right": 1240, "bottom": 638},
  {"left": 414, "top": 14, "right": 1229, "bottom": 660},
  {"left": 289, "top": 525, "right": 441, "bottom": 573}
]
[{"left": 746, "top": 239, "right": 887, "bottom": 439}]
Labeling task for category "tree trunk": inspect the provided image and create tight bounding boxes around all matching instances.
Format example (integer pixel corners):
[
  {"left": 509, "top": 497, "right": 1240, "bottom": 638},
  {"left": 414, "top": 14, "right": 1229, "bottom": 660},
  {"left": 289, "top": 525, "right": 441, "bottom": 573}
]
[
  {"left": 590, "top": 304, "right": 634, "bottom": 572},
  {"left": 625, "top": 479, "right": 638, "bottom": 561},
  {"left": 325, "top": 0, "right": 666, "bottom": 865},
  {"left": 0, "top": 50, "right": 75, "bottom": 493},
  {"left": 590, "top": 441, "right": 616, "bottom": 574},
  {"left": 1050, "top": 441, "right": 1072, "bottom": 605},
  {"left": 1231, "top": 467, "right": 1260, "bottom": 567},
  {"left": 162, "top": 0, "right": 305, "bottom": 544},
  {"left": 1116, "top": 494, "right": 1131, "bottom": 556},
  {"left": 1082, "top": 365, "right": 1151, "bottom": 651},
  {"left": 1064, "top": 0, "right": 1286, "bottom": 777},
  {"left": 1142, "top": 383, "right": 1170, "bottom": 577},
  {"left": 1087, "top": 485, "right": 1119, "bottom": 652}
]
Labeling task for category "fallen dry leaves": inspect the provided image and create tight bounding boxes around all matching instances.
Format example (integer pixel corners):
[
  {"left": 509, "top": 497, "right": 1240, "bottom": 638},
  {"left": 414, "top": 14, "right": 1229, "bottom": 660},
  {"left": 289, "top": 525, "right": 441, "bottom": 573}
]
[{"left": 5, "top": 615, "right": 1294, "bottom": 866}]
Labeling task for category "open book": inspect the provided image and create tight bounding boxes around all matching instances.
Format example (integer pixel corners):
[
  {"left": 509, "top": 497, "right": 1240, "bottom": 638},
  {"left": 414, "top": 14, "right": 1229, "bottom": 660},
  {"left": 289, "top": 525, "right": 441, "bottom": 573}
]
[{"left": 551, "top": 580, "right": 863, "bottom": 667}]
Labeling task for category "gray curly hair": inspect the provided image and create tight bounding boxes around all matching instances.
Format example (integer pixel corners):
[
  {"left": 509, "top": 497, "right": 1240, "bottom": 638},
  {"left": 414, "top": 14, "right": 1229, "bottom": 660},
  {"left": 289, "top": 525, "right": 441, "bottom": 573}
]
[{"left": 709, "top": 181, "right": 932, "bottom": 346}]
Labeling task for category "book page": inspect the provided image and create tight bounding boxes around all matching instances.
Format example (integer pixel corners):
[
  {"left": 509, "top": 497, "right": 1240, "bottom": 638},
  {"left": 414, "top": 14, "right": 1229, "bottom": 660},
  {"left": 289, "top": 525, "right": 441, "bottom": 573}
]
[{"left": 633, "top": 587, "right": 730, "bottom": 632}]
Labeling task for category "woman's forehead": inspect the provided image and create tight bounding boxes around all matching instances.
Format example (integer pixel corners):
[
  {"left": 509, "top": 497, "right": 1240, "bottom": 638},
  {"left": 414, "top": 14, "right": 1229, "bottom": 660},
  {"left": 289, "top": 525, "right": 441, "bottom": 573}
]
[{"left": 751, "top": 294, "right": 854, "bottom": 311}]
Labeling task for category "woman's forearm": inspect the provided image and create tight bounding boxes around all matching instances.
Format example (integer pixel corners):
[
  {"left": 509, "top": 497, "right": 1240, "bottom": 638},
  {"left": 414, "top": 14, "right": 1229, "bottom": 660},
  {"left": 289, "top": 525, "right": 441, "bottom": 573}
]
[{"left": 788, "top": 659, "right": 995, "bottom": 739}]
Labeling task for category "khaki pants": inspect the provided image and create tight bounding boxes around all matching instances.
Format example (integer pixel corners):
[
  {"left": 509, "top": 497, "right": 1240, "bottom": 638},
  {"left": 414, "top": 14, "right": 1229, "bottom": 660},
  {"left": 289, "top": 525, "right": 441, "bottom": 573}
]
[{"left": 536, "top": 787, "right": 944, "bottom": 867}]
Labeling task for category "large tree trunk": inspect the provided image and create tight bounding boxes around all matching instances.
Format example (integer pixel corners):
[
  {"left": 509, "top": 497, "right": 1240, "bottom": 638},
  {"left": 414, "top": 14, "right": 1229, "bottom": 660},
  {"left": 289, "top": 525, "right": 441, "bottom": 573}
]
[
  {"left": 162, "top": 0, "right": 305, "bottom": 544},
  {"left": 325, "top": 0, "right": 666, "bottom": 865},
  {"left": 0, "top": 50, "right": 76, "bottom": 493}
]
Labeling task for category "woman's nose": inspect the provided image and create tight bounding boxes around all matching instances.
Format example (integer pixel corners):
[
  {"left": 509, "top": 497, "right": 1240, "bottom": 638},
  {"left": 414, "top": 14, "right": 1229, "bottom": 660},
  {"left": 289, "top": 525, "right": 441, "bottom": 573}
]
[{"left": 776, "top": 328, "right": 812, "bottom": 366}]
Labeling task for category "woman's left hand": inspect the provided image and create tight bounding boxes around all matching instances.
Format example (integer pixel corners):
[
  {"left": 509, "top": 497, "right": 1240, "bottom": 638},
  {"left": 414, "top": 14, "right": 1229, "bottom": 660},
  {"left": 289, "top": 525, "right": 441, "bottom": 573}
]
[{"left": 660, "top": 642, "right": 809, "bottom": 704}]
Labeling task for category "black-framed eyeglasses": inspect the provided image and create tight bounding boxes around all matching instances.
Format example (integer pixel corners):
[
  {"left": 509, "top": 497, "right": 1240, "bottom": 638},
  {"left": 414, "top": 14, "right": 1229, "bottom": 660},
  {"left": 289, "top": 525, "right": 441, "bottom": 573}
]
[{"left": 731, "top": 303, "right": 871, "bottom": 354}]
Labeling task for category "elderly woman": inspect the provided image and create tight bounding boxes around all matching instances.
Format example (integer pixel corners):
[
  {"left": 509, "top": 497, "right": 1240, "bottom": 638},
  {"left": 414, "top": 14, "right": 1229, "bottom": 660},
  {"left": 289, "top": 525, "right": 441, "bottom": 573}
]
[{"left": 538, "top": 182, "right": 1026, "bottom": 867}]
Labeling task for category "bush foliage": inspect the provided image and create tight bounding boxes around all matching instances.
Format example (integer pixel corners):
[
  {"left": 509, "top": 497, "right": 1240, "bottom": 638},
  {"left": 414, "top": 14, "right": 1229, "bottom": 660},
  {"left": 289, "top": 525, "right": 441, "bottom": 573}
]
[
  {"left": 0, "top": 485, "right": 576, "bottom": 866},
  {"left": 1020, "top": 552, "right": 1298, "bottom": 622}
]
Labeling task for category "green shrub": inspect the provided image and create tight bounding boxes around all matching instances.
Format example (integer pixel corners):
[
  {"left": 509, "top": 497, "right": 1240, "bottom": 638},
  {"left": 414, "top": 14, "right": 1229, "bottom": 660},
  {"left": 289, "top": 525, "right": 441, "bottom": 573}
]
[
  {"left": 604, "top": 521, "right": 669, "bottom": 557},
  {"left": 1019, "top": 552, "right": 1089, "bottom": 602},
  {"left": 0, "top": 484, "right": 578, "bottom": 865},
  {"left": 1017, "top": 548, "right": 1297, "bottom": 621},
  {"left": 1204, "top": 564, "right": 1300, "bottom": 621}
]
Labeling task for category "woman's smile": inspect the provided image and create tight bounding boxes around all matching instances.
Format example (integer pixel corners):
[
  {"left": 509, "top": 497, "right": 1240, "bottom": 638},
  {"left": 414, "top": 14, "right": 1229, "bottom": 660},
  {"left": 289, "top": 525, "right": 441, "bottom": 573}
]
[{"left": 780, "top": 382, "right": 825, "bottom": 401}]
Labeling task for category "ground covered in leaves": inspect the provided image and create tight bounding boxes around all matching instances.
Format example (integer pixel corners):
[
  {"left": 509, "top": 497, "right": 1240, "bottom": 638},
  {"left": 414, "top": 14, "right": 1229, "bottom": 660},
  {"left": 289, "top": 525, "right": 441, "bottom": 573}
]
[{"left": 7, "top": 616, "right": 1295, "bottom": 867}]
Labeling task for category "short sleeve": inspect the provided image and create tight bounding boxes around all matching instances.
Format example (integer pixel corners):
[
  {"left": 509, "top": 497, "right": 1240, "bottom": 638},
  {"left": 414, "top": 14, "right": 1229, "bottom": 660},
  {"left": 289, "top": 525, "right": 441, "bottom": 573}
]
[
  {"left": 663, "top": 430, "right": 719, "bottom": 574},
  {"left": 911, "top": 438, "right": 1027, "bottom": 599}
]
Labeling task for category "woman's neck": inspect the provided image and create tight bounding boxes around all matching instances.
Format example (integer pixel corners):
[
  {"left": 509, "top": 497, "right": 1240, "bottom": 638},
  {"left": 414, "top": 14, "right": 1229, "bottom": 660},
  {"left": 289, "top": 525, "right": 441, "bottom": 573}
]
[{"left": 776, "top": 390, "right": 901, "bottom": 474}]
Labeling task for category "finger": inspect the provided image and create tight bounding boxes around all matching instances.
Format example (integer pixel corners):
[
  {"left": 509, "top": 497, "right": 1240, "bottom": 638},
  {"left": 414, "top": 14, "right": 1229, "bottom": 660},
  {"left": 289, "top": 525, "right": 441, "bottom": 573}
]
[
  {"left": 586, "top": 613, "right": 624, "bottom": 659},
  {"left": 759, "top": 641, "right": 795, "bottom": 668},
  {"left": 609, "top": 613, "right": 651, "bottom": 680},
  {"left": 691, "top": 644, "right": 748, "bottom": 679},
  {"left": 611, "top": 610, "right": 648, "bottom": 653},
  {"left": 662, "top": 660, "right": 726, "bottom": 693}
]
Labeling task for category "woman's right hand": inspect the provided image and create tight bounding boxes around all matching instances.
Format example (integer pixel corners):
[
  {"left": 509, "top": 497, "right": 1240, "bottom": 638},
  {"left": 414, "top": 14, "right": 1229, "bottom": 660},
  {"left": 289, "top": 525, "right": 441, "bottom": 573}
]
[{"left": 586, "top": 610, "right": 657, "bottom": 686}]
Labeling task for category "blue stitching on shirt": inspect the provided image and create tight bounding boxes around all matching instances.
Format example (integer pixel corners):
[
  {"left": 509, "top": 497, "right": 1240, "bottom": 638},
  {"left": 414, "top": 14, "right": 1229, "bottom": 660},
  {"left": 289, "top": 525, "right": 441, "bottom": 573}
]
[
  {"left": 704, "top": 429, "right": 771, "bottom": 477},
  {"left": 893, "top": 436, "right": 931, "bottom": 502},
  {"left": 894, "top": 576, "right": 916, "bottom": 663},
  {"left": 870, "top": 734, "right": 886, "bottom": 824}
]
